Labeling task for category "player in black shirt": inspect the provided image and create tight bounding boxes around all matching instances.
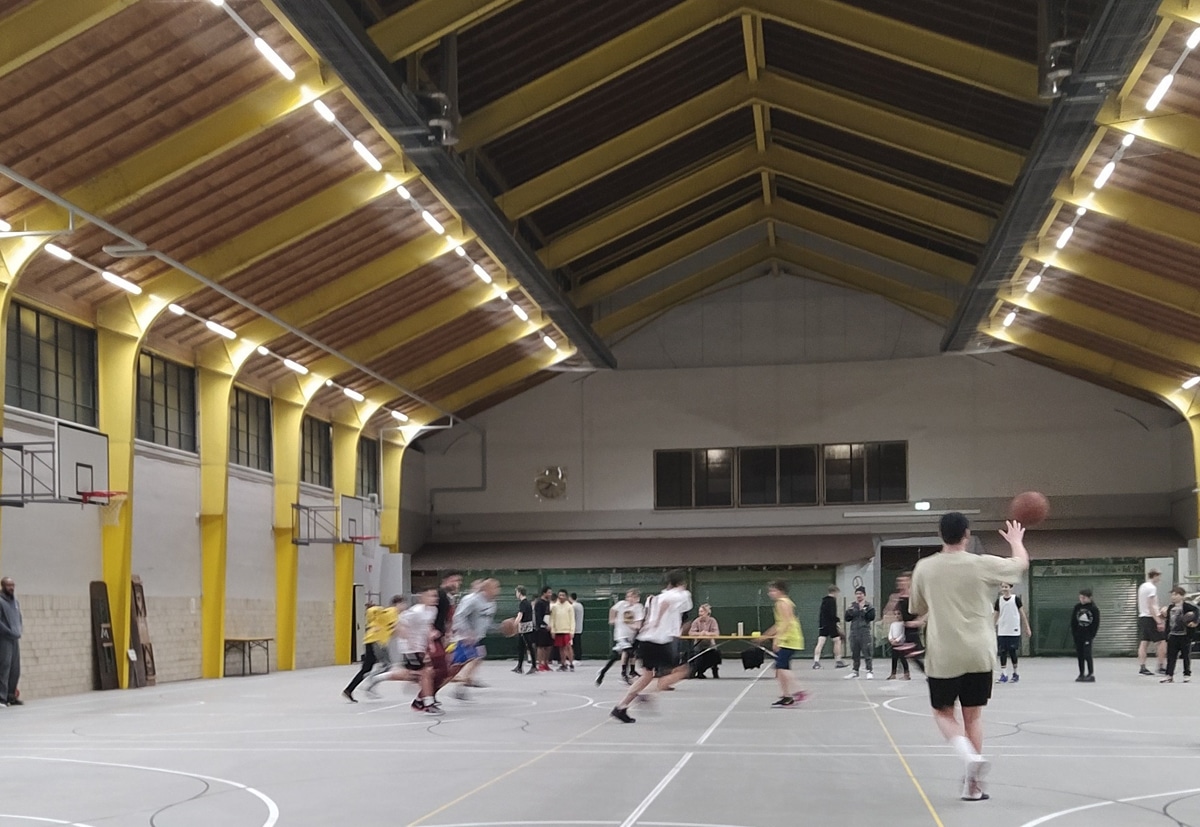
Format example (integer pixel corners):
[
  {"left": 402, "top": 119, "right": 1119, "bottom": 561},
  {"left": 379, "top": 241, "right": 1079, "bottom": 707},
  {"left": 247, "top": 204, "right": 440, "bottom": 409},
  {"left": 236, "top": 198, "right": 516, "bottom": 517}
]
[
  {"left": 812, "top": 584, "right": 846, "bottom": 669},
  {"left": 533, "top": 586, "right": 554, "bottom": 672},
  {"left": 513, "top": 586, "right": 536, "bottom": 673}
]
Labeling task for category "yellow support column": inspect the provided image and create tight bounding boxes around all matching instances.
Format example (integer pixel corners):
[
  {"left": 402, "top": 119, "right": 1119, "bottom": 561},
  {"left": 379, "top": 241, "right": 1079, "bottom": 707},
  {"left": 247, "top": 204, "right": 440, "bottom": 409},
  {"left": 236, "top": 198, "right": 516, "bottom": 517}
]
[
  {"left": 271, "top": 394, "right": 306, "bottom": 672},
  {"left": 380, "top": 438, "right": 405, "bottom": 555},
  {"left": 330, "top": 418, "right": 366, "bottom": 666},
  {"left": 96, "top": 326, "right": 140, "bottom": 688},
  {"left": 197, "top": 365, "right": 237, "bottom": 678}
]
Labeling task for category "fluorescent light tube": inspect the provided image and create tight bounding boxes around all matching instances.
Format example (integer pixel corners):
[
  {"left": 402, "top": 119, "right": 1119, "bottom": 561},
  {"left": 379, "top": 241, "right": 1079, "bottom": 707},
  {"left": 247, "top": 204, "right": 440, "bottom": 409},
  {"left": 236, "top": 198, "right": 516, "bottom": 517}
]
[
  {"left": 472, "top": 263, "right": 492, "bottom": 283},
  {"left": 352, "top": 140, "right": 382, "bottom": 171},
  {"left": 1121, "top": 133, "right": 1135, "bottom": 148},
  {"left": 1055, "top": 226, "right": 1074, "bottom": 249},
  {"left": 44, "top": 243, "right": 72, "bottom": 261},
  {"left": 1002, "top": 310, "right": 1016, "bottom": 327},
  {"left": 283, "top": 358, "right": 308, "bottom": 375},
  {"left": 1093, "top": 161, "right": 1115, "bottom": 189},
  {"left": 205, "top": 320, "right": 237, "bottom": 340},
  {"left": 1184, "top": 376, "right": 1200, "bottom": 390},
  {"left": 168, "top": 303, "right": 186, "bottom": 315},
  {"left": 1189, "top": 28, "right": 1200, "bottom": 50},
  {"left": 396, "top": 185, "right": 410, "bottom": 200},
  {"left": 391, "top": 410, "right": 409, "bottom": 422},
  {"left": 254, "top": 38, "right": 295, "bottom": 81},
  {"left": 542, "top": 335, "right": 557, "bottom": 350},
  {"left": 101, "top": 271, "right": 141, "bottom": 295},
  {"left": 343, "top": 387, "right": 365, "bottom": 402},
  {"left": 1146, "top": 74, "right": 1174, "bottom": 111},
  {"left": 421, "top": 211, "right": 444, "bottom": 234},
  {"left": 256, "top": 346, "right": 270, "bottom": 356},
  {"left": 1026, "top": 274, "right": 1041, "bottom": 293},
  {"left": 0, "top": 218, "right": 10, "bottom": 232},
  {"left": 312, "top": 100, "right": 336, "bottom": 122},
  {"left": 512, "top": 304, "right": 528, "bottom": 321}
]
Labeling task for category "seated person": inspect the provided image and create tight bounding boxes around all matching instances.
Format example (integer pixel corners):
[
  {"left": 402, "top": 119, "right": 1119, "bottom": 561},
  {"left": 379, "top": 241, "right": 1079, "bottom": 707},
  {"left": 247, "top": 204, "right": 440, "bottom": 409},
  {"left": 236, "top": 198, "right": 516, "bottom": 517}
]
[{"left": 689, "top": 604, "right": 721, "bottom": 678}]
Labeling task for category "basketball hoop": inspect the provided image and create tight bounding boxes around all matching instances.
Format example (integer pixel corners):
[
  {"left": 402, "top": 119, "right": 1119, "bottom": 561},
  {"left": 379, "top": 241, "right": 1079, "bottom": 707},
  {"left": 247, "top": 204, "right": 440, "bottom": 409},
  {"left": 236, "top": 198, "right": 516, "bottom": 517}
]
[
  {"left": 81, "top": 491, "right": 128, "bottom": 526},
  {"left": 348, "top": 535, "right": 378, "bottom": 545}
]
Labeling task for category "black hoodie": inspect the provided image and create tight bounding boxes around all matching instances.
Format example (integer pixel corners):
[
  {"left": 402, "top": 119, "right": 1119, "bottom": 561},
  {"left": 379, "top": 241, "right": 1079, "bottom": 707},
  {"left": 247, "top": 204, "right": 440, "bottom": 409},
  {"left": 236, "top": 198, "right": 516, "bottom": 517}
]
[{"left": 1069, "top": 602, "right": 1100, "bottom": 641}]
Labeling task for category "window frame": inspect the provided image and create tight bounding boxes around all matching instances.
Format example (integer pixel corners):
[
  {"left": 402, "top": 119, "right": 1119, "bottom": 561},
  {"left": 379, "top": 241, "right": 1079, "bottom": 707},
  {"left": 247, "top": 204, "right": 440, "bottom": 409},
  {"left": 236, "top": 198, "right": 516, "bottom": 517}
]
[
  {"left": 5, "top": 302, "right": 98, "bottom": 426},
  {"left": 301, "top": 415, "right": 333, "bottom": 489},
  {"left": 356, "top": 435, "right": 380, "bottom": 499},
  {"left": 228, "top": 387, "right": 273, "bottom": 473},
  {"left": 136, "top": 351, "right": 197, "bottom": 452}
]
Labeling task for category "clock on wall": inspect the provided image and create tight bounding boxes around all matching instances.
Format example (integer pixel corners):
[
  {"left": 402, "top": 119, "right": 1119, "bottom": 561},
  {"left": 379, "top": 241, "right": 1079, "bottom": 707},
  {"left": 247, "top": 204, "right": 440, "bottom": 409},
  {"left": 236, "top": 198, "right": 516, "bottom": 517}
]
[{"left": 535, "top": 466, "right": 567, "bottom": 500}]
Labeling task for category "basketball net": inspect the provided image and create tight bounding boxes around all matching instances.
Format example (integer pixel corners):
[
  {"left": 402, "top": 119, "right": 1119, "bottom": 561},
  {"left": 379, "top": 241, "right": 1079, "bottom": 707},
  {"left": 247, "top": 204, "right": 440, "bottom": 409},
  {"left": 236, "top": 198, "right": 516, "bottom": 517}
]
[{"left": 99, "top": 493, "right": 128, "bottom": 526}]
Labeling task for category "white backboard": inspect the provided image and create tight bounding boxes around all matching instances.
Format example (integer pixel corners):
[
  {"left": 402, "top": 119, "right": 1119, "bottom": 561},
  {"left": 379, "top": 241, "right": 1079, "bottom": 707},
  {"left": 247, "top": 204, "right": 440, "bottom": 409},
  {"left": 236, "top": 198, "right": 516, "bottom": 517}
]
[
  {"left": 56, "top": 422, "right": 109, "bottom": 501},
  {"left": 340, "top": 494, "right": 367, "bottom": 541}
]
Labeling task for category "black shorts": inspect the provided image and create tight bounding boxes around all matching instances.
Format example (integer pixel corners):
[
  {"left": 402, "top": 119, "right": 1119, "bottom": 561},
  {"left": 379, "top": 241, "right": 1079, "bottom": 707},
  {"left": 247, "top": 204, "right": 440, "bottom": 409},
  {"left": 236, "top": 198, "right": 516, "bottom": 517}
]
[
  {"left": 1139, "top": 616, "right": 1165, "bottom": 642},
  {"left": 638, "top": 641, "right": 679, "bottom": 676},
  {"left": 928, "top": 671, "right": 992, "bottom": 709},
  {"left": 818, "top": 625, "right": 842, "bottom": 639},
  {"left": 402, "top": 652, "right": 427, "bottom": 670},
  {"left": 536, "top": 628, "right": 555, "bottom": 647}
]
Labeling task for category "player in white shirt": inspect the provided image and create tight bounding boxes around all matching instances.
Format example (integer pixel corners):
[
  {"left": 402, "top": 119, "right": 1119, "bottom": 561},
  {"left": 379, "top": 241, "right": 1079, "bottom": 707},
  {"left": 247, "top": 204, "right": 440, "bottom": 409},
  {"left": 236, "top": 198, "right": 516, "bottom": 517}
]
[
  {"left": 993, "top": 583, "right": 1030, "bottom": 683},
  {"left": 363, "top": 586, "right": 443, "bottom": 713},
  {"left": 596, "top": 588, "right": 644, "bottom": 686},
  {"left": 611, "top": 571, "right": 692, "bottom": 724},
  {"left": 1137, "top": 569, "right": 1166, "bottom": 675}
]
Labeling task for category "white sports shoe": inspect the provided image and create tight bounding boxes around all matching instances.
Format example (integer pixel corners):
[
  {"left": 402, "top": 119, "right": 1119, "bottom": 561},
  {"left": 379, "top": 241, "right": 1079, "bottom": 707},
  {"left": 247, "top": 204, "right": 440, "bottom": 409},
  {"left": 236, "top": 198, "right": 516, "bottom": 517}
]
[
  {"left": 962, "top": 757, "right": 991, "bottom": 801},
  {"left": 865, "top": 671, "right": 874, "bottom": 680},
  {"left": 844, "top": 671, "right": 859, "bottom": 679}
]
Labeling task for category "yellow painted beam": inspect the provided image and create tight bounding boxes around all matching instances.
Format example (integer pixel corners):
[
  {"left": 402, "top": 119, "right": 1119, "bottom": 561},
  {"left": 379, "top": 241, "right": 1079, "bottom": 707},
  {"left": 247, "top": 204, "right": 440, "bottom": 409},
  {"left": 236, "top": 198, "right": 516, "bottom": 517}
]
[
  {"left": 755, "top": 0, "right": 1040, "bottom": 103},
  {"left": 98, "top": 172, "right": 398, "bottom": 333},
  {"left": 496, "top": 76, "right": 750, "bottom": 219},
  {"left": 11, "top": 65, "right": 341, "bottom": 231},
  {"left": 379, "top": 440, "right": 404, "bottom": 552},
  {"left": 775, "top": 241, "right": 955, "bottom": 321},
  {"left": 368, "top": 0, "right": 519, "bottom": 62},
  {"left": 572, "top": 201, "right": 771, "bottom": 306},
  {"left": 1004, "top": 284, "right": 1200, "bottom": 368},
  {"left": 303, "top": 280, "right": 497, "bottom": 380},
  {"left": 432, "top": 348, "right": 573, "bottom": 414},
  {"left": 271, "top": 395, "right": 307, "bottom": 672},
  {"left": 1054, "top": 180, "right": 1200, "bottom": 251},
  {"left": 768, "top": 144, "right": 992, "bottom": 243},
  {"left": 331, "top": 421, "right": 365, "bottom": 666},
  {"left": 208, "top": 224, "right": 466, "bottom": 358},
  {"left": 198, "top": 366, "right": 237, "bottom": 679},
  {"left": 773, "top": 200, "right": 973, "bottom": 285},
  {"left": 541, "top": 143, "right": 991, "bottom": 270},
  {"left": 1160, "top": 0, "right": 1200, "bottom": 25},
  {"left": 0, "top": 0, "right": 138, "bottom": 79},
  {"left": 1023, "top": 243, "right": 1200, "bottom": 315},
  {"left": 458, "top": 0, "right": 739, "bottom": 149},
  {"left": 594, "top": 242, "right": 773, "bottom": 337},
  {"left": 1097, "top": 99, "right": 1200, "bottom": 163},
  {"left": 539, "top": 143, "right": 760, "bottom": 269},
  {"left": 97, "top": 326, "right": 140, "bottom": 689},
  {"left": 990, "top": 323, "right": 1183, "bottom": 405}
]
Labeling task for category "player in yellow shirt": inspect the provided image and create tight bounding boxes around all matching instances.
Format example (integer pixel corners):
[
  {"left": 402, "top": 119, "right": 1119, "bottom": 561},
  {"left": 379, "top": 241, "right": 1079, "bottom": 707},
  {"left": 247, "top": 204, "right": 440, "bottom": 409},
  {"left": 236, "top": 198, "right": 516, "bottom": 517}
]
[
  {"left": 758, "top": 580, "right": 806, "bottom": 708},
  {"left": 343, "top": 596, "right": 403, "bottom": 702}
]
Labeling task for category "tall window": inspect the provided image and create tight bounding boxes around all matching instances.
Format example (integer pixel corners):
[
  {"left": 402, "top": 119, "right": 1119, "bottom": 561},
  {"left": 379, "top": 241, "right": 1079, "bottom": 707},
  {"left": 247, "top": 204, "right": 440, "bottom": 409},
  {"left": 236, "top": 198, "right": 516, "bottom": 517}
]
[
  {"left": 654, "top": 448, "right": 734, "bottom": 509},
  {"left": 5, "top": 302, "right": 97, "bottom": 425},
  {"left": 823, "top": 442, "right": 908, "bottom": 504},
  {"left": 738, "top": 445, "right": 819, "bottom": 506},
  {"left": 356, "top": 436, "right": 380, "bottom": 498},
  {"left": 229, "top": 388, "right": 272, "bottom": 472},
  {"left": 301, "top": 415, "right": 332, "bottom": 488},
  {"left": 136, "top": 352, "right": 196, "bottom": 451}
]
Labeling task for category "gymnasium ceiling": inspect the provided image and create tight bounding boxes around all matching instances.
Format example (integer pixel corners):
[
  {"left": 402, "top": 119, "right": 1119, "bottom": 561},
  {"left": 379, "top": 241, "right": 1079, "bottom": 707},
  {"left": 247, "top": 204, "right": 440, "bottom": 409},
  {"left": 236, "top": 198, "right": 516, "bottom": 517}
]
[{"left": 3, "top": 0, "right": 1200, "bottom": 431}]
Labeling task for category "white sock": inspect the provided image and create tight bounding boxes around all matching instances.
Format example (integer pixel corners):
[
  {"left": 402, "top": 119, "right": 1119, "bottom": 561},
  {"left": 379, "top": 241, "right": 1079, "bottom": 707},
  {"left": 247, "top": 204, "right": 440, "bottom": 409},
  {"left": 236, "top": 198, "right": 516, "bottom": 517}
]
[{"left": 951, "top": 736, "right": 980, "bottom": 763}]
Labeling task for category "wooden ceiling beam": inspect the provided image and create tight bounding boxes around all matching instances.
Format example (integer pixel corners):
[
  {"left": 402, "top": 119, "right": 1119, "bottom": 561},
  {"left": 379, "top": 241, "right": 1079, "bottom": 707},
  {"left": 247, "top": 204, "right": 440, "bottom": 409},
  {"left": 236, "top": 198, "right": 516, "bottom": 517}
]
[
  {"left": 1054, "top": 181, "right": 1200, "bottom": 251},
  {"left": 1023, "top": 243, "right": 1200, "bottom": 315},
  {"left": 0, "top": 0, "right": 138, "bottom": 80}
]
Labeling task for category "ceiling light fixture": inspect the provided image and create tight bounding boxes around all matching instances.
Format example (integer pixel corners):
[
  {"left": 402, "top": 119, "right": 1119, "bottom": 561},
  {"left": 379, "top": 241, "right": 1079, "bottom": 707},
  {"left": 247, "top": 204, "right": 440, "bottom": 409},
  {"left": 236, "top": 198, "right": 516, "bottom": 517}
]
[
  {"left": 472, "top": 263, "right": 492, "bottom": 283},
  {"left": 396, "top": 185, "right": 411, "bottom": 200},
  {"left": 0, "top": 218, "right": 10, "bottom": 232},
  {"left": 1189, "top": 28, "right": 1200, "bottom": 50},
  {"left": 1002, "top": 310, "right": 1017, "bottom": 327},
  {"left": 205, "top": 320, "right": 237, "bottom": 340},
  {"left": 512, "top": 304, "right": 529, "bottom": 321},
  {"left": 1075, "top": 206, "right": 1087, "bottom": 217},
  {"left": 1026, "top": 274, "right": 1042, "bottom": 293},
  {"left": 343, "top": 387, "right": 365, "bottom": 402},
  {"left": 44, "top": 243, "right": 72, "bottom": 261},
  {"left": 283, "top": 358, "right": 308, "bottom": 375},
  {"left": 312, "top": 100, "right": 336, "bottom": 123},
  {"left": 454, "top": 245, "right": 466, "bottom": 257},
  {"left": 542, "top": 335, "right": 557, "bottom": 350},
  {"left": 168, "top": 303, "right": 186, "bottom": 316},
  {"left": 390, "top": 409, "right": 409, "bottom": 422},
  {"left": 352, "top": 140, "right": 382, "bottom": 172},
  {"left": 1122, "top": 133, "right": 1135, "bottom": 148},
  {"left": 1055, "top": 225, "right": 1074, "bottom": 249},
  {"left": 101, "top": 271, "right": 141, "bottom": 295},
  {"left": 254, "top": 37, "right": 295, "bottom": 81},
  {"left": 1183, "top": 376, "right": 1200, "bottom": 390},
  {"left": 1093, "top": 161, "right": 1116, "bottom": 189},
  {"left": 1146, "top": 74, "right": 1174, "bottom": 111},
  {"left": 421, "top": 211, "right": 444, "bottom": 234},
  {"left": 256, "top": 345, "right": 270, "bottom": 356}
]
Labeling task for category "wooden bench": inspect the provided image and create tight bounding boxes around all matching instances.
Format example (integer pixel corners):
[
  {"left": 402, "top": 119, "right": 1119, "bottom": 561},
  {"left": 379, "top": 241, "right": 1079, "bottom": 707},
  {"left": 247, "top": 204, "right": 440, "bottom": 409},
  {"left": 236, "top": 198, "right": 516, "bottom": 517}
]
[{"left": 224, "top": 636, "right": 274, "bottom": 676}]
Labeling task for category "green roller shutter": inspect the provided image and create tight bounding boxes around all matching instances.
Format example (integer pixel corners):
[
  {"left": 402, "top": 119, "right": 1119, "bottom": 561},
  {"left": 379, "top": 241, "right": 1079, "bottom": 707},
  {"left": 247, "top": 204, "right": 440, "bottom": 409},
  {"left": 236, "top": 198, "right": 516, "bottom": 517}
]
[{"left": 1030, "top": 559, "right": 1142, "bottom": 656}]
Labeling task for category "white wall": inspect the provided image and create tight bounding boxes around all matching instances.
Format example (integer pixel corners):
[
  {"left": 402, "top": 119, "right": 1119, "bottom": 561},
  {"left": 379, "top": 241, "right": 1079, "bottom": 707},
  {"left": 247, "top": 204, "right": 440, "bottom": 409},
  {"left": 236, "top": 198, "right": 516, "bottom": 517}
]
[{"left": 420, "top": 281, "right": 1183, "bottom": 544}]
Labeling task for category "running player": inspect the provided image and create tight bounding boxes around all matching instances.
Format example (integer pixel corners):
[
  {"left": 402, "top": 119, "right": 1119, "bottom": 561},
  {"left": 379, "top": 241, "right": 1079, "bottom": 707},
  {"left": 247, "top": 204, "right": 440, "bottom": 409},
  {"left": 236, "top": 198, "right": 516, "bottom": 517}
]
[
  {"left": 760, "top": 580, "right": 806, "bottom": 706},
  {"left": 610, "top": 571, "right": 692, "bottom": 723},
  {"left": 449, "top": 578, "right": 499, "bottom": 699},
  {"left": 596, "top": 588, "right": 644, "bottom": 685},
  {"left": 812, "top": 584, "right": 846, "bottom": 669},
  {"left": 363, "top": 587, "right": 441, "bottom": 713}
]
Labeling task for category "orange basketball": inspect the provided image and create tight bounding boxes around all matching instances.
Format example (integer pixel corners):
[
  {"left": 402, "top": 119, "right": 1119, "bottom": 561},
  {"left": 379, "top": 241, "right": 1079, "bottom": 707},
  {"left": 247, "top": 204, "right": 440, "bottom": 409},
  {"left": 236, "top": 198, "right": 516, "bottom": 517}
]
[
  {"left": 499, "top": 617, "right": 519, "bottom": 638},
  {"left": 1009, "top": 491, "right": 1049, "bottom": 527}
]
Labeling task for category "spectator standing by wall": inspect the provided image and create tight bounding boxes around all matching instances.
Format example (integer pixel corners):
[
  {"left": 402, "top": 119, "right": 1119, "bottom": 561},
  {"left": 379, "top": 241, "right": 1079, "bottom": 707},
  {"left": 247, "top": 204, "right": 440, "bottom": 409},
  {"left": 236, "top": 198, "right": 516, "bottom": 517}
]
[
  {"left": 0, "top": 577, "right": 22, "bottom": 706},
  {"left": 1070, "top": 588, "right": 1100, "bottom": 683},
  {"left": 844, "top": 586, "right": 875, "bottom": 680},
  {"left": 571, "top": 593, "right": 585, "bottom": 662}
]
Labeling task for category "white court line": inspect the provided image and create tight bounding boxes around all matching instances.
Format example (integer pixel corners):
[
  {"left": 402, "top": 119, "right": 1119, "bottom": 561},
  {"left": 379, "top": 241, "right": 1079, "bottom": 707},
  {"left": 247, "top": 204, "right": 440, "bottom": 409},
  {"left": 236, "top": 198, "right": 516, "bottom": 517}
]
[
  {"left": 1075, "top": 697, "right": 1133, "bottom": 718},
  {"left": 1020, "top": 786, "right": 1200, "bottom": 827},
  {"left": 0, "top": 817, "right": 98, "bottom": 827},
  {"left": 695, "top": 665, "right": 769, "bottom": 745},
  {"left": 619, "top": 753, "right": 694, "bottom": 827},
  {"left": 10, "top": 757, "right": 279, "bottom": 827}
]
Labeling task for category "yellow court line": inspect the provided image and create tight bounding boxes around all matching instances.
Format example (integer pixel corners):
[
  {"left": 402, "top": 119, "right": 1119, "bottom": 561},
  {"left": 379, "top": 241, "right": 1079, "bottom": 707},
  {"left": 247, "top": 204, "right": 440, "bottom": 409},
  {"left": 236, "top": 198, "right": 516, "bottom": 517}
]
[
  {"left": 857, "top": 682, "right": 946, "bottom": 827},
  {"left": 406, "top": 717, "right": 611, "bottom": 827}
]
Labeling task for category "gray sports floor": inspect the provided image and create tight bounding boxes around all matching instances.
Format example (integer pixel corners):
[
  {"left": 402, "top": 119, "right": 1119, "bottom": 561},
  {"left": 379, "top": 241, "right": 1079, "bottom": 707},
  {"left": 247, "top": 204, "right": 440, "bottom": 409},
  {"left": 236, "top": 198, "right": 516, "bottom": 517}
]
[{"left": 3, "top": 656, "right": 1199, "bottom": 827}]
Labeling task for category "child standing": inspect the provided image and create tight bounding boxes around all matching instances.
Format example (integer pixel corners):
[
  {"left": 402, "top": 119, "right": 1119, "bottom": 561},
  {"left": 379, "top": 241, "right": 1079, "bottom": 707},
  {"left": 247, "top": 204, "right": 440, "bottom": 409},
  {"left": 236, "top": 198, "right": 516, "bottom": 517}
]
[
  {"left": 1161, "top": 585, "right": 1198, "bottom": 684},
  {"left": 1069, "top": 588, "right": 1100, "bottom": 683}
]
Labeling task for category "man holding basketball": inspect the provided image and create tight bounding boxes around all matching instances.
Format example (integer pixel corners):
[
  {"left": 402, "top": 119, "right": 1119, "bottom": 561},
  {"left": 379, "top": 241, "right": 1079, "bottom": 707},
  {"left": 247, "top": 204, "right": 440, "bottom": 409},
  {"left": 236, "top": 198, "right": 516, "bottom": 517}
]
[{"left": 910, "top": 513, "right": 1029, "bottom": 802}]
